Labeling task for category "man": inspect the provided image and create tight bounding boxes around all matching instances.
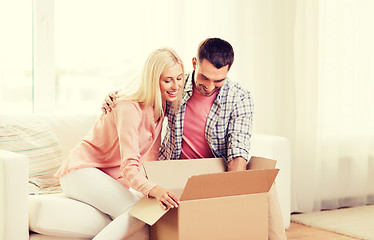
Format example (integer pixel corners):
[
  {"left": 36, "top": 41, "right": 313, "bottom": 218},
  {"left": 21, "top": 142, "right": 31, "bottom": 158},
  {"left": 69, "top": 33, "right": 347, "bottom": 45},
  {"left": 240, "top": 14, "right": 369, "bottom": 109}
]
[
  {"left": 159, "top": 38, "right": 252, "bottom": 173},
  {"left": 103, "top": 38, "right": 286, "bottom": 240}
]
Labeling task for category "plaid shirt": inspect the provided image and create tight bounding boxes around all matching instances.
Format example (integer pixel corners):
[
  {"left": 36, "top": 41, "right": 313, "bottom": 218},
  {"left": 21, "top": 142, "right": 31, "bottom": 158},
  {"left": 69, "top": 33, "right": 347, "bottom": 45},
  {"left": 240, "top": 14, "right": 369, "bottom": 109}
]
[{"left": 159, "top": 72, "right": 254, "bottom": 162}]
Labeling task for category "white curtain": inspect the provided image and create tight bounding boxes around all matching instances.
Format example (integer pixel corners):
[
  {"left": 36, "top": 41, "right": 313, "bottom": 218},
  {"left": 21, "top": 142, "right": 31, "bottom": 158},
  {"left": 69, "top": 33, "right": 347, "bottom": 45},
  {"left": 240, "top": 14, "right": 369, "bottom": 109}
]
[
  {"left": 315, "top": 0, "right": 374, "bottom": 210},
  {"left": 292, "top": 0, "right": 374, "bottom": 212},
  {"left": 235, "top": 0, "right": 374, "bottom": 212}
]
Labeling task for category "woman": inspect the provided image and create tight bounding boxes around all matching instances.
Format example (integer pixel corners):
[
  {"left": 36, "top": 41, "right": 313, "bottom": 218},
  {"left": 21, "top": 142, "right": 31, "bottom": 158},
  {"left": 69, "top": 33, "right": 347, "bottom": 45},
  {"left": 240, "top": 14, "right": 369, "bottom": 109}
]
[{"left": 55, "top": 48, "right": 184, "bottom": 240}]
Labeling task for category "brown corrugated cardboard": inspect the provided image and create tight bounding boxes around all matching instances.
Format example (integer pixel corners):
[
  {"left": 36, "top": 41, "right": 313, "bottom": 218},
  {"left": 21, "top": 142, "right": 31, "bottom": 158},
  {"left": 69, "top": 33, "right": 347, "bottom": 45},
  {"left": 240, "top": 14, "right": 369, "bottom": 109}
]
[
  {"left": 180, "top": 169, "right": 277, "bottom": 201},
  {"left": 178, "top": 193, "right": 268, "bottom": 240},
  {"left": 129, "top": 157, "right": 279, "bottom": 240},
  {"left": 248, "top": 156, "right": 277, "bottom": 170}
]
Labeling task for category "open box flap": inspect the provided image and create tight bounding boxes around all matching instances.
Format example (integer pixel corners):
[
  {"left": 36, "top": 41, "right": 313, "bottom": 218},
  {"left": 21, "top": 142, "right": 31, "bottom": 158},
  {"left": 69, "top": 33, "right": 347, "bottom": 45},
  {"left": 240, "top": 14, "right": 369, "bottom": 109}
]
[
  {"left": 129, "top": 197, "right": 167, "bottom": 226},
  {"left": 143, "top": 158, "right": 226, "bottom": 190},
  {"left": 129, "top": 187, "right": 183, "bottom": 226},
  {"left": 248, "top": 156, "right": 277, "bottom": 170},
  {"left": 180, "top": 169, "right": 279, "bottom": 201}
]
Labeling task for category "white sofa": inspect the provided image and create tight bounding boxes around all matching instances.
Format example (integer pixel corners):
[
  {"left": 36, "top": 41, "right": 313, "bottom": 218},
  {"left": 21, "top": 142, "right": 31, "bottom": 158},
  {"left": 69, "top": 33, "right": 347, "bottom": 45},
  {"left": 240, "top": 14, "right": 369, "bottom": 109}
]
[{"left": 0, "top": 113, "right": 291, "bottom": 240}]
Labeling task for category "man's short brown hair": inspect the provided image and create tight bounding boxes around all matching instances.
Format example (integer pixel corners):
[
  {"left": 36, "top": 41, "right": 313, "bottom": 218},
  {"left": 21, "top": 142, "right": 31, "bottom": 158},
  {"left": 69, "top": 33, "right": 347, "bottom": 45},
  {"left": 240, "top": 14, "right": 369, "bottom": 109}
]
[{"left": 197, "top": 38, "right": 234, "bottom": 70}]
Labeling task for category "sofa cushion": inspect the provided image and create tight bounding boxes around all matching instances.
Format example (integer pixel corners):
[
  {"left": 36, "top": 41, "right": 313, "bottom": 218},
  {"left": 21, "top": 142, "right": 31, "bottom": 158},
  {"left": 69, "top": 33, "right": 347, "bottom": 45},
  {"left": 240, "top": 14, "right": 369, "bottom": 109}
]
[
  {"left": 29, "top": 193, "right": 111, "bottom": 238},
  {"left": 0, "top": 116, "right": 63, "bottom": 194}
]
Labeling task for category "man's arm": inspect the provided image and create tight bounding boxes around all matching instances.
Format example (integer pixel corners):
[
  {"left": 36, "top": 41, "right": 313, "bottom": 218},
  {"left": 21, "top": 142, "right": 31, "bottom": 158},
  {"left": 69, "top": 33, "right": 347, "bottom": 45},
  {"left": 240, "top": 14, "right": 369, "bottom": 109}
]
[
  {"left": 226, "top": 92, "right": 254, "bottom": 168},
  {"left": 227, "top": 156, "right": 247, "bottom": 171}
]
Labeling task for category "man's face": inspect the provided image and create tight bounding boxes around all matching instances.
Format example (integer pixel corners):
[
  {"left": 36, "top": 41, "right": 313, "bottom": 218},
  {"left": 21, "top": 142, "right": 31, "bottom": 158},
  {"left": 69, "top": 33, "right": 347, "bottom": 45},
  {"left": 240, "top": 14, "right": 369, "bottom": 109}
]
[{"left": 192, "top": 57, "right": 229, "bottom": 97}]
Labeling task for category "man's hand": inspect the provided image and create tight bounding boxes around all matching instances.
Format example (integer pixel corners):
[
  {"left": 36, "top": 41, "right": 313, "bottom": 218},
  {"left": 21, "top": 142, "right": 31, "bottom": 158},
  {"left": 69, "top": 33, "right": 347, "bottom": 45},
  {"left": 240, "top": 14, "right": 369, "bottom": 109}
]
[
  {"left": 101, "top": 91, "right": 119, "bottom": 114},
  {"left": 227, "top": 157, "right": 247, "bottom": 172},
  {"left": 148, "top": 185, "right": 180, "bottom": 210}
]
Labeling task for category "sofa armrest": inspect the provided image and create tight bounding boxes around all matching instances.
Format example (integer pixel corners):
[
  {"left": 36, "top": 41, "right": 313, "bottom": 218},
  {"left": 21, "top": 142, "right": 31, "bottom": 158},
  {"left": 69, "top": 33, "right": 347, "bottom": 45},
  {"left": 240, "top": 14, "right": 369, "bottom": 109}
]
[
  {"left": 0, "top": 150, "right": 29, "bottom": 240},
  {"left": 250, "top": 134, "right": 291, "bottom": 228}
]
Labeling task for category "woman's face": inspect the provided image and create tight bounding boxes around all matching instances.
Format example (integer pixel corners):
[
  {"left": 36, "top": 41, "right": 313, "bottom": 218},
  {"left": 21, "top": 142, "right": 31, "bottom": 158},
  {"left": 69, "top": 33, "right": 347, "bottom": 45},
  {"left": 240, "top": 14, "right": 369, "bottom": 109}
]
[{"left": 159, "top": 63, "right": 184, "bottom": 102}]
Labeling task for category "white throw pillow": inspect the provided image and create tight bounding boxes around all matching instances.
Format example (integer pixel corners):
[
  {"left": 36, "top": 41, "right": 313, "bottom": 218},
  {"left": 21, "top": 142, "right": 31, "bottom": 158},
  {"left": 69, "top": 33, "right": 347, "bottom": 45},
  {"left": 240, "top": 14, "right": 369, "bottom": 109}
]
[{"left": 0, "top": 116, "right": 63, "bottom": 194}]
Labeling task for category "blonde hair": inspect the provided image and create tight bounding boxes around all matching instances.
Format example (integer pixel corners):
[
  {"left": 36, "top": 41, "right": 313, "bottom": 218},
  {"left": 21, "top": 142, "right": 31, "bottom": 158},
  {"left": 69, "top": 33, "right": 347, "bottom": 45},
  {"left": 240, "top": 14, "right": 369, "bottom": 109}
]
[{"left": 117, "top": 48, "right": 184, "bottom": 120}]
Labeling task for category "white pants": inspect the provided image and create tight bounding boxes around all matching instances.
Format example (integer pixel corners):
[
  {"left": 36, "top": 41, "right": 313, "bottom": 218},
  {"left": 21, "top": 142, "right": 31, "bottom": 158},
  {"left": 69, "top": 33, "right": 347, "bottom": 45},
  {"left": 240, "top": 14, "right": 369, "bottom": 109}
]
[{"left": 60, "top": 168, "right": 148, "bottom": 240}]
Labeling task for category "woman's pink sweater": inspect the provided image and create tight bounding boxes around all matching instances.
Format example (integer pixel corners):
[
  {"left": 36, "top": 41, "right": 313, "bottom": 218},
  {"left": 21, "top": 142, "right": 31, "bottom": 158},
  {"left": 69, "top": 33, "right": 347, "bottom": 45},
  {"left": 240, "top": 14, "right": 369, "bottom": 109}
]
[{"left": 55, "top": 100, "right": 163, "bottom": 196}]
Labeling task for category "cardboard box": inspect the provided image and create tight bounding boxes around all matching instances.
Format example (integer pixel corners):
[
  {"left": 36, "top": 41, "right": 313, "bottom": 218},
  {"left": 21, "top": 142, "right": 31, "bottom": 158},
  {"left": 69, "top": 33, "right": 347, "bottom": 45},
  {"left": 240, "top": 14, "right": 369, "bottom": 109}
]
[{"left": 129, "top": 157, "right": 278, "bottom": 240}]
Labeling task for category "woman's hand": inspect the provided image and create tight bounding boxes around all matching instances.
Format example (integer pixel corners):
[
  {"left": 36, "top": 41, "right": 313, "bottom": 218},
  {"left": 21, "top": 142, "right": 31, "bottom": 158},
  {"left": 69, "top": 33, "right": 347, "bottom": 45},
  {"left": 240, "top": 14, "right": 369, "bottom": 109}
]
[
  {"left": 148, "top": 185, "right": 180, "bottom": 210},
  {"left": 101, "top": 91, "right": 119, "bottom": 114}
]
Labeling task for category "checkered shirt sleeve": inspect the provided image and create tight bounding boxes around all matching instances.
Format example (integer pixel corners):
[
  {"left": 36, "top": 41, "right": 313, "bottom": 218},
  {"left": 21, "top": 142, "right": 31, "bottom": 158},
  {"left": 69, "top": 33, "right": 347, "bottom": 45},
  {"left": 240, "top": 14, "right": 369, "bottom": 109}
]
[{"left": 206, "top": 78, "right": 254, "bottom": 162}]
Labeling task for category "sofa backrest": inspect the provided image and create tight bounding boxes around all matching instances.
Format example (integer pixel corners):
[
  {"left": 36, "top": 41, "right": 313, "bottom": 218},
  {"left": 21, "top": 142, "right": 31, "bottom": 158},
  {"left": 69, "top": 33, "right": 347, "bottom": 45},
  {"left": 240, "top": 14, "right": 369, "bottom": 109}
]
[
  {"left": 1, "top": 113, "right": 290, "bottom": 164},
  {"left": 0, "top": 113, "right": 99, "bottom": 161},
  {"left": 38, "top": 114, "right": 99, "bottom": 160}
]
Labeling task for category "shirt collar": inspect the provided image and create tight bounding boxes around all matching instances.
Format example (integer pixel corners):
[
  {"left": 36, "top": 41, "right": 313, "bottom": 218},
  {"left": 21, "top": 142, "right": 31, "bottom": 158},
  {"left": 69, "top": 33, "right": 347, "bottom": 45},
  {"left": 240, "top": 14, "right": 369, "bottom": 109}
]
[
  {"left": 184, "top": 70, "right": 230, "bottom": 105},
  {"left": 184, "top": 71, "right": 195, "bottom": 94}
]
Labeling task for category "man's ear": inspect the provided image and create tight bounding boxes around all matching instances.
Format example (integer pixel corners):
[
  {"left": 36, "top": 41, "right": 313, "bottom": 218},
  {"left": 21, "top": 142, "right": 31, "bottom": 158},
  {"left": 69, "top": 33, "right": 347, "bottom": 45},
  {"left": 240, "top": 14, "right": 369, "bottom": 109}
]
[{"left": 192, "top": 57, "right": 197, "bottom": 70}]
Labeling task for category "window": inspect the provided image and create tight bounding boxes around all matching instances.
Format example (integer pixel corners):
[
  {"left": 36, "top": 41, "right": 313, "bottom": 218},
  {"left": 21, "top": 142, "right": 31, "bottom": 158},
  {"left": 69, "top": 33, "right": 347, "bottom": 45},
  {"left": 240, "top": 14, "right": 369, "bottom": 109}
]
[
  {"left": 2, "top": 0, "right": 238, "bottom": 114},
  {"left": 0, "top": 0, "right": 33, "bottom": 113}
]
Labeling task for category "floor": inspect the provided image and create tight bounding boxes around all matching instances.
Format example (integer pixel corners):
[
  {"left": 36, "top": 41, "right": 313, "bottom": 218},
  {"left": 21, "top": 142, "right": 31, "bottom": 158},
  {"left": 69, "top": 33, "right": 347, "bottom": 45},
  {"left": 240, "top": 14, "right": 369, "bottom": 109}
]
[{"left": 286, "top": 222, "right": 360, "bottom": 240}]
